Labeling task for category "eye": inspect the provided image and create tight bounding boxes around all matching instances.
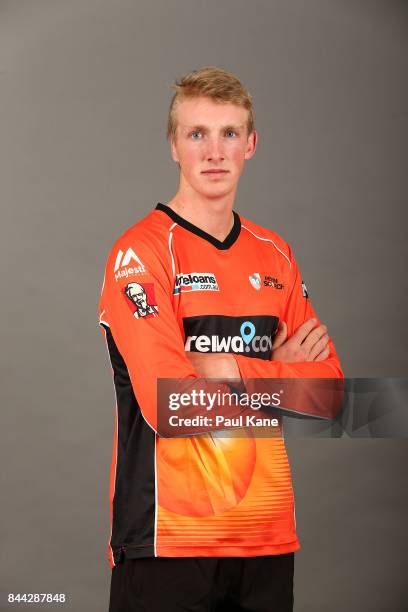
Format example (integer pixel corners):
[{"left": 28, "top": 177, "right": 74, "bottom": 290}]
[
  {"left": 190, "top": 130, "right": 202, "bottom": 140},
  {"left": 225, "top": 129, "right": 238, "bottom": 138}
]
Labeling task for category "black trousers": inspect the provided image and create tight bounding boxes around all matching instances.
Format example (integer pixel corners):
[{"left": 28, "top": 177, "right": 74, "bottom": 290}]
[{"left": 109, "top": 553, "right": 295, "bottom": 612}]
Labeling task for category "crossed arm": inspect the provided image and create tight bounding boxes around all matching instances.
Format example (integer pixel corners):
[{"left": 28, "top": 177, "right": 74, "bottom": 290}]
[{"left": 186, "top": 318, "right": 330, "bottom": 378}]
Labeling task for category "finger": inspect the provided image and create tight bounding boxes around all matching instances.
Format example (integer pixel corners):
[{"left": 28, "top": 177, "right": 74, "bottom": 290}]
[
  {"left": 302, "top": 325, "right": 328, "bottom": 355},
  {"left": 292, "top": 318, "right": 318, "bottom": 344},
  {"left": 308, "top": 333, "right": 329, "bottom": 361},
  {"left": 272, "top": 321, "right": 287, "bottom": 349},
  {"left": 187, "top": 352, "right": 214, "bottom": 360},
  {"left": 314, "top": 345, "right": 330, "bottom": 362},
  {"left": 185, "top": 352, "right": 211, "bottom": 376},
  {"left": 185, "top": 352, "right": 205, "bottom": 364}
]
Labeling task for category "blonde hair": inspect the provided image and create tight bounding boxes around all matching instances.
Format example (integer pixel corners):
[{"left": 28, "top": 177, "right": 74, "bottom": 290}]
[{"left": 167, "top": 66, "right": 255, "bottom": 141}]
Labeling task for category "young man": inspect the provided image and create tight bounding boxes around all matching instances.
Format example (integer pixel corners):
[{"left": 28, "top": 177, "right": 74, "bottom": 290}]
[{"left": 99, "top": 67, "right": 343, "bottom": 611}]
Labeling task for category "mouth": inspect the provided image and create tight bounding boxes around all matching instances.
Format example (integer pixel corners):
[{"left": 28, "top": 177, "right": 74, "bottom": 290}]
[{"left": 201, "top": 169, "right": 229, "bottom": 176}]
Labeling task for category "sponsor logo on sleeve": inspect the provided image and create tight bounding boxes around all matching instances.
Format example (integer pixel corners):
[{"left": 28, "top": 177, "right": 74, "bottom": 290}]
[
  {"left": 301, "top": 280, "right": 309, "bottom": 299},
  {"left": 174, "top": 272, "right": 219, "bottom": 295},
  {"left": 124, "top": 282, "right": 159, "bottom": 319},
  {"left": 114, "top": 247, "right": 146, "bottom": 282}
]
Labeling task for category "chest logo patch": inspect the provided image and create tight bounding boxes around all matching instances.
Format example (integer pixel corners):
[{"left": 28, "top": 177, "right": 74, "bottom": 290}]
[
  {"left": 183, "top": 315, "right": 279, "bottom": 360},
  {"left": 249, "top": 272, "right": 261, "bottom": 291},
  {"left": 174, "top": 272, "right": 219, "bottom": 295},
  {"left": 264, "top": 275, "right": 284, "bottom": 290}
]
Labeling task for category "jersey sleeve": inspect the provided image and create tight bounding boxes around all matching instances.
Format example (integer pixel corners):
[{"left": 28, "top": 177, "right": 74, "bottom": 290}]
[
  {"left": 99, "top": 236, "right": 237, "bottom": 435},
  {"left": 233, "top": 245, "right": 344, "bottom": 380}
]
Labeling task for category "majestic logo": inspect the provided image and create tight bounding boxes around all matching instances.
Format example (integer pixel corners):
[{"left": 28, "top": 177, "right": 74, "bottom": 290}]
[
  {"left": 114, "top": 248, "right": 146, "bottom": 282},
  {"left": 263, "top": 275, "right": 284, "bottom": 290},
  {"left": 124, "top": 282, "right": 159, "bottom": 319},
  {"left": 183, "top": 315, "right": 279, "bottom": 360},
  {"left": 249, "top": 273, "right": 261, "bottom": 291},
  {"left": 174, "top": 272, "right": 219, "bottom": 295},
  {"left": 301, "top": 280, "right": 309, "bottom": 299}
]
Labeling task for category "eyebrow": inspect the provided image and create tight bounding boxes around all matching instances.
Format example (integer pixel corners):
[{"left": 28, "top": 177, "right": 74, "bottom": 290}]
[{"left": 182, "top": 124, "right": 245, "bottom": 132}]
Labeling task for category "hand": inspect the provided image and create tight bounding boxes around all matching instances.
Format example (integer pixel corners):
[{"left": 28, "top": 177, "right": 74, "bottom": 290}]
[
  {"left": 186, "top": 352, "right": 241, "bottom": 379},
  {"left": 272, "top": 318, "right": 330, "bottom": 363}
]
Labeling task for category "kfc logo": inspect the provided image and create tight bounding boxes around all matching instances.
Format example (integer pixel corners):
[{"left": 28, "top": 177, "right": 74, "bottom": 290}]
[{"left": 124, "top": 282, "right": 159, "bottom": 319}]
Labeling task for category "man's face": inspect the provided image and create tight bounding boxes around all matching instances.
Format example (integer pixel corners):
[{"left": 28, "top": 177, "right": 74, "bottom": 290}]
[
  {"left": 129, "top": 285, "right": 147, "bottom": 309},
  {"left": 171, "top": 96, "right": 257, "bottom": 199}
]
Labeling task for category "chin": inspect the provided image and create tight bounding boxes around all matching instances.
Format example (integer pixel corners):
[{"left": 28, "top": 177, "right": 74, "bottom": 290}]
[
  {"left": 195, "top": 181, "right": 234, "bottom": 200},
  {"left": 201, "top": 188, "right": 232, "bottom": 200}
]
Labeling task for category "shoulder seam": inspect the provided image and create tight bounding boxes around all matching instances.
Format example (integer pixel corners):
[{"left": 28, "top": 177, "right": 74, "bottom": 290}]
[
  {"left": 241, "top": 224, "right": 291, "bottom": 268},
  {"left": 168, "top": 222, "right": 178, "bottom": 277}
]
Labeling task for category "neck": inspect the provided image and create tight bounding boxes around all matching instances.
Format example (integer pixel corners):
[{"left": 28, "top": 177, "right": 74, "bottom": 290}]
[{"left": 166, "top": 182, "right": 237, "bottom": 242}]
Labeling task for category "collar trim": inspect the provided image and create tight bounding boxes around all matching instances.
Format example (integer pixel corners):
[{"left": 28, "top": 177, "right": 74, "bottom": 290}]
[{"left": 155, "top": 203, "right": 241, "bottom": 250}]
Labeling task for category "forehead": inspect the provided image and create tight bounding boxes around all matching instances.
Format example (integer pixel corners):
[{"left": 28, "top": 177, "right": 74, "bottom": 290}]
[{"left": 175, "top": 96, "right": 248, "bottom": 129}]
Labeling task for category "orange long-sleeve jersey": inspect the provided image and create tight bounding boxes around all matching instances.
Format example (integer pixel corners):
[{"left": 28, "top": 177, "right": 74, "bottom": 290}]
[{"left": 99, "top": 202, "right": 343, "bottom": 568}]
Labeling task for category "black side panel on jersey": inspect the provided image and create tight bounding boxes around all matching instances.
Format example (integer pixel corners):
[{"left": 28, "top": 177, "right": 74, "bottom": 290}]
[{"left": 104, "top": 326, "right": 156, "bottom": 562}]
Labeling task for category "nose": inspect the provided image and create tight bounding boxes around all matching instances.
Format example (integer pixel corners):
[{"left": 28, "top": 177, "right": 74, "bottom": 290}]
[{"left": 205, "top": 136, "right": 225, "bottom": 163}]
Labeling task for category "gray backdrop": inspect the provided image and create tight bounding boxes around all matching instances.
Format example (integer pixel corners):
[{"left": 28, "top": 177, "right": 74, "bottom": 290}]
[{"left": 1, "top": 1, "right": 407, "bottom": 610}]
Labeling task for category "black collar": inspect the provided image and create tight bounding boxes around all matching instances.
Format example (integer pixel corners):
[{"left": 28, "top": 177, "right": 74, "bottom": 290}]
[{"left": 155, "top": 202, "right": 241, "bottom": 250}]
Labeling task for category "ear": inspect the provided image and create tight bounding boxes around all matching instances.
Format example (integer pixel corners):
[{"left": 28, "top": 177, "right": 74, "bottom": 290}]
[
  {"left": 170, "top": 135, "right": 179, "bottom": 163},
  {"left": 244, "top": 129, "right": 258, "bottom": 160}
]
